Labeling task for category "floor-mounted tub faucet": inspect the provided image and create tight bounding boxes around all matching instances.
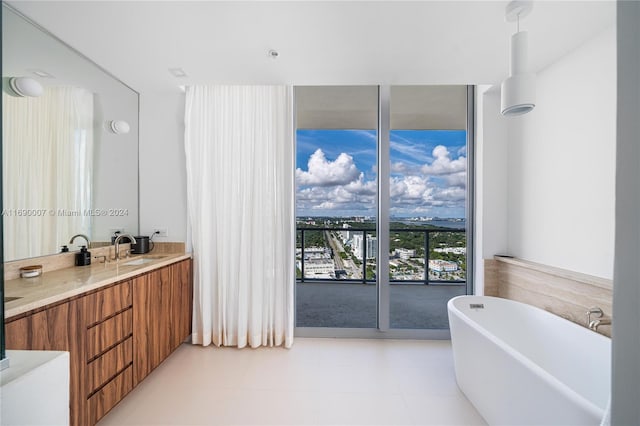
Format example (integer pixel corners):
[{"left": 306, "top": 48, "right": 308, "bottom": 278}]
[
  {"left": 589, "top": 318, "right": 611, "bottom": 331},
  {"left": 586, "top": 307, "right": 603, "bottom": 324},
  {"left": 586, "top": 307, "right": 611, "bottom": 331}
]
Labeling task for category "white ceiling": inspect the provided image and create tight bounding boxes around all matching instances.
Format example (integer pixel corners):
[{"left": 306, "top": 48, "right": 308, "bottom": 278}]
[{"left": 7, "top": 1, "right": 616, "bottom": 93}]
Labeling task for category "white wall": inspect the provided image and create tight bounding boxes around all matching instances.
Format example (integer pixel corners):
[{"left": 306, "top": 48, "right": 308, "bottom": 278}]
[
  {"left": 505, "top": 27, "right": 616, "bottom": 280},
  {"left": 474, "top": 85, "right": 509, "bottom": 294},
  {"left": 139, "top": 90, "right": 188, "bottom": 243},
  {"left": 612, "top": 1, "right": 640, "bottom": 423},
  {"left": 92, "top": 87, "right": 139, "bottom": 242}
]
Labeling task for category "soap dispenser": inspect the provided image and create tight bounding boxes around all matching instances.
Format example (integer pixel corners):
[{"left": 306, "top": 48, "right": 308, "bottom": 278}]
[{"left": 75, "top": 246, "right": 92, "bottom": 266}]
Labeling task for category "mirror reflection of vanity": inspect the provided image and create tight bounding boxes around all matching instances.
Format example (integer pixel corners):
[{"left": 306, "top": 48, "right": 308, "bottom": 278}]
[{"left": 2, "top": 3, "right": 139, "bottom": 262}]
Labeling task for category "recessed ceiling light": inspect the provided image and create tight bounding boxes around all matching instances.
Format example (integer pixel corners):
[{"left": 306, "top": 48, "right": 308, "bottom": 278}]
[
  {"left": 31, "top": 69, "right": 54, "bottom": 78},
  {"left": 169, "top": 67, "right": 188, "bottom": 78}
]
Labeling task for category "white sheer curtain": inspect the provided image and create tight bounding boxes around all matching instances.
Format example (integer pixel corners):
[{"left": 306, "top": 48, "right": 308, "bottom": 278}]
[
  {"left": 2, "top": 87, "right": 93, "bottom": 260},
  {"left": 184, "top": 85, "right": 294, "bottom": 348}
]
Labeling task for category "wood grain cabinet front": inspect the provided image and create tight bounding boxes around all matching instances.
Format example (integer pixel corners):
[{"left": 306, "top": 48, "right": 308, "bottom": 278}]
[
  {"left": 88, "top": 365, "right": 133, "bottom": 425},
  {"left": 4, "top": 259, "right": 192, "bottom": 426},
  {"left": 82, "top": 281, "right": 134, "bottom": 424},
  {"left": 133, "top": 259, "right": 192, "bottom": 386},
  {"left": 87, "top": 336, "right": 133, "bottom": 395},
  {"left": 84, "top": 280, "right": 132, "bottom": 326},
  {"left": 86, "top": 308, "right": 133, "bottom": 360},
  {"left": 5, "top": 299, "right": 87, "bottom": 426}
]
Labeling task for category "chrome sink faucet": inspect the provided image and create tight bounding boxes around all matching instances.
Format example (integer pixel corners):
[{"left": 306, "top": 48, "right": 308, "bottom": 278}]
[
  {"left": 69, "top": 233, "right": 91, "bottom": 248},
  {"left": 114, "top": 234, "right": 137, "bottom": 261}
]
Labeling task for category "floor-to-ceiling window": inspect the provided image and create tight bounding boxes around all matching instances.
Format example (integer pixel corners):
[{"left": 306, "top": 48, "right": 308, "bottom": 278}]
[
  {"left": 295, "top": 86, "right": 379, "bottom": 329},
  {"left": 295, "top": 85, "right": 473, "bottom": 337},
  {"left": 387, "top": 86, "right": 471, "bottom": 330}
]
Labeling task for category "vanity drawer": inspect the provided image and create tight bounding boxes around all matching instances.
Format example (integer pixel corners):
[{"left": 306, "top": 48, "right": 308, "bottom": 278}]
[
  {"left": 87, "top": 337, "right": 133, "bottom": 394},
  {"left": 84, "top": 280, "right": 132, "bottom": 326},
  {"left": 87, "top": 308, "right": 132, "bottom": 360},
  {"left": 88, "top": 364, "right": 133, "bottom": 424}
]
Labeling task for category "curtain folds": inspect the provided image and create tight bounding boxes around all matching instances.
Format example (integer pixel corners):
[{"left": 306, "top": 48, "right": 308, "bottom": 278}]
[
  {"left": 184, "top": 85, "right": 294, "bottom": 349},
  {"left": 2, "top": 87, "right": 93, "bottom": 260}
]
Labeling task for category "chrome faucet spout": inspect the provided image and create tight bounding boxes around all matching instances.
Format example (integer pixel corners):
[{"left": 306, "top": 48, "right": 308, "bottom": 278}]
[
  {"left": 114, "top": 234, "right": 137, "bottom": 261},
  {"left": 69, "top": 233, "right": 90, "bottom": 248}
]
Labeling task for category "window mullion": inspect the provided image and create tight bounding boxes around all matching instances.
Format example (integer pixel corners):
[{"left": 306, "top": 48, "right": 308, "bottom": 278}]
[{"left": 377, "top": 85, "right": 391, "bottom": 332}]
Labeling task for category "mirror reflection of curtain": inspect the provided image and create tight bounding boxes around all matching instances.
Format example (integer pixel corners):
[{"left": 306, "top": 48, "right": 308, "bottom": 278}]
[{"left": 2, "top": 87, "right": 93, "bottom": 260}]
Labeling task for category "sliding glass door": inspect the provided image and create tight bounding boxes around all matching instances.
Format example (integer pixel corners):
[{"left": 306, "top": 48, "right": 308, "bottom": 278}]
[
  {"left": 388, "top": 86, "right": 471, "bottom": 330},
  {"left": 295, "top": 86, "right": 379, "bottom": 328},
  {"left": 295, "top": 85, "right": 473, "bottom": 336}
]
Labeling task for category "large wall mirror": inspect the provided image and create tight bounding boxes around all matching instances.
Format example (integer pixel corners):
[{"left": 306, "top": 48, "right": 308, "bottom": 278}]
[{"left": 2, "top": 4, "right": 139, "bottom": 262}]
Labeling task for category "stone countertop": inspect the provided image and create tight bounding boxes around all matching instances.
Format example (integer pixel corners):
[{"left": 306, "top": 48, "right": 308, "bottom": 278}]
[{"left": 4, "top": 252, "right": 192, "bottom": 319}]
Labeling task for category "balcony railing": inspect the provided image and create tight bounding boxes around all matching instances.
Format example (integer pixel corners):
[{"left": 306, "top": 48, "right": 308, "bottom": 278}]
[{"left": 296, "top": 226, "right": 466, "bottom": 286}]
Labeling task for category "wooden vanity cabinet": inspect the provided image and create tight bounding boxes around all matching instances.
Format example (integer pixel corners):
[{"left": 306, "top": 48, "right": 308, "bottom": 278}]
[
  {"left": 83, "top": 280, "right": 134, "bottom": 424},
  {"left": 5, "top": 299, "right": 87, "bottom": 426},
  {"left": 133, "top": 259, "right": 192, "bottom": 385},
  {"left": 4, "top": 258, "right": 193, "bottom": 426}
]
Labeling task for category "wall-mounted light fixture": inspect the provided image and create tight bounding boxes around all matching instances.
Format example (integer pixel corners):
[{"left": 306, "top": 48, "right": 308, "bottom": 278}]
[
  {"left": 106, "top": 120, "right": 130, "bottom": 134},
  {"left": 9, "top": 77, "right": 43, "bottom": 97},
  {"left": 501, "top": 1, "right": 536, "bottom": 116}
]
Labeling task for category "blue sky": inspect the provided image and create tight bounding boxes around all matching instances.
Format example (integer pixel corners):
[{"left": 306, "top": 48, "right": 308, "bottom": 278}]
[{"left": 296, "top": 129, "right": 467, "bottom": 218}]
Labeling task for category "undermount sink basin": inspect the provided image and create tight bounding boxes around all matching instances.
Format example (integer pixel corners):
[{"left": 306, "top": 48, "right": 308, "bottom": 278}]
[
  {"left": 121, "top": 255, "right": 169, "bottom": 266},
  {"left": 4, "top": 296, "right": 23, "bottom": 303},
  {"left": 121, "top": 258, "right": 155, "bottom": 266},
  {"left": 143, "top": 255, "right": 168, "bottom": 260}
]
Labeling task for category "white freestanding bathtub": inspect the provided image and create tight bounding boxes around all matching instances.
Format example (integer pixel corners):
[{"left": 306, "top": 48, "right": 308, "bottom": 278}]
[{"left": 448, "top": 295, "right": 611, "bottom": 426}]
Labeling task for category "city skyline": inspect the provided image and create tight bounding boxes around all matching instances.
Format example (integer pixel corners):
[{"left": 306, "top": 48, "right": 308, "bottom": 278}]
[{"left": 296, "top": 129, "right": 467, "bottom": 218}]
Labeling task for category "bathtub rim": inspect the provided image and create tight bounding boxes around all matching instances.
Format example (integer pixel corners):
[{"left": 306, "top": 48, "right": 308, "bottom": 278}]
[{"left": 448, "top": 295, "right": 609, "bottom": 421}]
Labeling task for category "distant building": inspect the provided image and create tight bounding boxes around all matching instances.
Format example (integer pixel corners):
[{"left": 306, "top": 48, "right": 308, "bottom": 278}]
[
  {"left": 300, "top": 258, "right": 335, "bottom": 278},
  {"left": 394, "top": 248, "right": 416, "bottom": 260},
  {"left": 353, "top": 234, "right": 377, "bottom": 260},
  {"left": 352, "top": 234, "right": 363, "bottom": 259},
  {"left": 340, "top": 224, "right": 351, "bottom": 244},
  {"left": 434, "top": 247, "right": 466, "bottom": 255},
  {"left": 429, "top": 259, "right": 458, "bottom": 272},
  {"left": 304, "top": 246, "right": 331, "bottom": 260}
]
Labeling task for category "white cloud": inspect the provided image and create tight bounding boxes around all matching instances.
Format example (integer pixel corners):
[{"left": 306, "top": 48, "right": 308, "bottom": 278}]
[
  {"left": 297, "top": 175, "right": 376, "bottom": 213},
  {"left": 296, "top": 149, "right": 360, "bottom": 187},
  {"left": 391, "top": 162, "right": 406, "bottom": 173},
  {"left": 313, "top": 201, "right": 336, "bottom": 210},
  {"left": 296, "top": 145, "right": 467, "bottom": 216},
  {"left": 344, "top": 174, "right": 376, "bottom": 196},
  {"left": 390, "top": 134, "right": 432, "bottom": 163},
  {"left": 390, "top": 175, "right": 431, "bottom": 201},
  {"left": 445, "top": 171, "right": 467, "bottom": 188},
  {"left": 433, "top": 186, "right": 466, "bottom": 202},
  {"left": 421, "top": 145, "right": 466, "bottom": 176}
]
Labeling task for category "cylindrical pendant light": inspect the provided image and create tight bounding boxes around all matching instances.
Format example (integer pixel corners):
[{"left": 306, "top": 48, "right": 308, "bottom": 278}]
[{"left": 501, "top": 1, "right": 536, "bottom": 116}]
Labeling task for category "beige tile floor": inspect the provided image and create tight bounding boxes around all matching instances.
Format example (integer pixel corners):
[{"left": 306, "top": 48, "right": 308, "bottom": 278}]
[{"left": 99, "top": 338, "right": 486, "bottom": 426}]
